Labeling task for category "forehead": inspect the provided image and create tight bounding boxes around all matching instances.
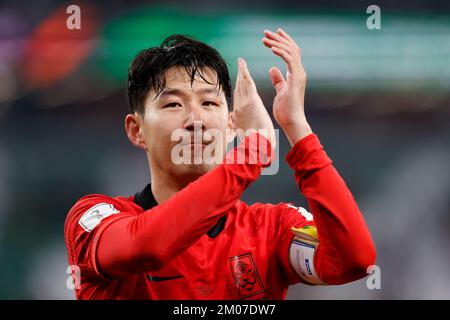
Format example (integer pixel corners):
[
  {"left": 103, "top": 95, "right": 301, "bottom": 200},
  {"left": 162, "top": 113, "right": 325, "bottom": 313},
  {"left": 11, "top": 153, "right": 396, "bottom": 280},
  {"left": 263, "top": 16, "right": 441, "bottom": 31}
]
[{"left": 154, "top": 66, "right": 223, "bottom": 98}]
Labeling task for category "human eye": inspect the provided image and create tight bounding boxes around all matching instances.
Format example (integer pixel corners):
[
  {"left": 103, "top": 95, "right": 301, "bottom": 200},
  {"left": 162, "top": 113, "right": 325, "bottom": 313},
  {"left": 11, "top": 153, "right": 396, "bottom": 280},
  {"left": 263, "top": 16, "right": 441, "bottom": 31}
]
[
  {"left": 202, "top": 100, "right": 219, "bottom": 107},
  {"left": 163, "top": 102, "right": 182, "bottom": 109}
]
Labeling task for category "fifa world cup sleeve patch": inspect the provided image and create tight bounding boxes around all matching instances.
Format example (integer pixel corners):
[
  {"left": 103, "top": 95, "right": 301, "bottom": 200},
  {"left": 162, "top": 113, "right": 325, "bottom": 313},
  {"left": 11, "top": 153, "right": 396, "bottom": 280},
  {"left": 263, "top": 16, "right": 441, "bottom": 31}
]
[
  {"left": 78, "top": 203, "right": 120, "bottom": 232},
  {"left": 287, "top": 204, "right": 314, "bottom": 221},
  {"left": 289, "top": 225, "right": 326, "bottom": 285}
]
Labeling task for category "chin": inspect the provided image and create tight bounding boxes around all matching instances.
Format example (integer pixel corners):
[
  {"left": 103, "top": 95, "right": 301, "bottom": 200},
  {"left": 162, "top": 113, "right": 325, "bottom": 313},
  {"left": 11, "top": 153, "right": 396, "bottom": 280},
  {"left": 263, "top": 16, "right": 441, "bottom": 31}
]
[
  {"left": 175, "top": 162, "right": 217, "bottom": 181},
  {"left": 186, "top": 162, "right": 216, "bottom": 175}
]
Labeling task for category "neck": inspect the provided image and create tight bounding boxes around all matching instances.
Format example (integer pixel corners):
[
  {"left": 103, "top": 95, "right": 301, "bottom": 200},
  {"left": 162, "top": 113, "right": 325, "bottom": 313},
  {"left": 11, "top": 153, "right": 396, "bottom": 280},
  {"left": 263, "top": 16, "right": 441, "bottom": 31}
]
[{"left": 149, "top": 163, "right": 202, "bottom": 205}]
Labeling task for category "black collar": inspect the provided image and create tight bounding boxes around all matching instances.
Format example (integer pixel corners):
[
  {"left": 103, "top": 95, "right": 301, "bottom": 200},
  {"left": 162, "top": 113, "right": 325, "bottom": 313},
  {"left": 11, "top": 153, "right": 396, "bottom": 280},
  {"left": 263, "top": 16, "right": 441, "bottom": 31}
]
[
  {"left": 134, "top": 184, "right": 227, "bottom": 239},
  {"left": 134, "top": 184, "right": 158, "bottom": 211}
]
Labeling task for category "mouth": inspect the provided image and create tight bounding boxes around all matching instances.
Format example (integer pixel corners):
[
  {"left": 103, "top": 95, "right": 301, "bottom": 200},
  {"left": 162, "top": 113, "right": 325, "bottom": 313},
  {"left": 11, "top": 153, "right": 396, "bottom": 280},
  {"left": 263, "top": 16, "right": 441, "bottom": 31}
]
[
  {"left": 180, "top": 139, "right": 210, "bottom": 144},
  {"left": 183, "top": 142, "right": 210, "bottom": 150},
  {"left": 179, "top": 137, "right": 213, "bottom": 148}
]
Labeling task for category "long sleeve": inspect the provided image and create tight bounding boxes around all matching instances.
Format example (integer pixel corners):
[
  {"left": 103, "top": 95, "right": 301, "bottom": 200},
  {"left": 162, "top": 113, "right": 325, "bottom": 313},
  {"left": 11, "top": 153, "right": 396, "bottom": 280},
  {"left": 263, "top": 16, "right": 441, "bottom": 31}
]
[
  {"left": 285, "top": 133, "right": 376, "bottom": 285},
  {"left": 65, "top": 133, "right": 272, "bottom": 279}
]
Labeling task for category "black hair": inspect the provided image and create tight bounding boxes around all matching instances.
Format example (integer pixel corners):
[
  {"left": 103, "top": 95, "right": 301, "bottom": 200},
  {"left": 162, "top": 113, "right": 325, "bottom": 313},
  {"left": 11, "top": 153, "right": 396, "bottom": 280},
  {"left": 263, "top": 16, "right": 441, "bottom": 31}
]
[{"left": 127, "top": 34, "right": 232, "bottom": 114}]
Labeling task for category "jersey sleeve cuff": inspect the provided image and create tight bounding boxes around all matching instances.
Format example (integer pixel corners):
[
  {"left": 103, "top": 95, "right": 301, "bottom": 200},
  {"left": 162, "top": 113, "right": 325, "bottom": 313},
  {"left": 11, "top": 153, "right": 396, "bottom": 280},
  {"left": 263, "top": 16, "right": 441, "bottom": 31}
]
[
  {"left": 285, "top": 133, "right": 332, "bottom": 172},
  {"left": 224, "top": 132, "right": 274, "bottom": 168}
]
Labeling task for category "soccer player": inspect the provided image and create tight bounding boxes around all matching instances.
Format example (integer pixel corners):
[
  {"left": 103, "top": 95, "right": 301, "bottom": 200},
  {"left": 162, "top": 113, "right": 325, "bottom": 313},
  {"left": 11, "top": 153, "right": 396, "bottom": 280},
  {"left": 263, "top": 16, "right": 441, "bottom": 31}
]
[{"left": 64, "top": 29, "right": 376, "bottom": 299}]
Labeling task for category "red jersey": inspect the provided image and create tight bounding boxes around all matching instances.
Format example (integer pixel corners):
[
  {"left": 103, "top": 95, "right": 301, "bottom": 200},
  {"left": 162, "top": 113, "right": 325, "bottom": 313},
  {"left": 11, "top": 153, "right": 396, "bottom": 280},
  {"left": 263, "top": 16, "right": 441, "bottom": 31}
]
[{"left": 64, "top": 133, "right": 376, "bottom": 299}]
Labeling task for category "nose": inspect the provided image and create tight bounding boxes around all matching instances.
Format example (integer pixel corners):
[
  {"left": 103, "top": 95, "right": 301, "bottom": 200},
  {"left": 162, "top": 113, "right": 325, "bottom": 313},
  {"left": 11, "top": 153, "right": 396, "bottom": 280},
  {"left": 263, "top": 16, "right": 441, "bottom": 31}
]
[{"left": 184, "top": 105, "right": 206, "bottom": 132}]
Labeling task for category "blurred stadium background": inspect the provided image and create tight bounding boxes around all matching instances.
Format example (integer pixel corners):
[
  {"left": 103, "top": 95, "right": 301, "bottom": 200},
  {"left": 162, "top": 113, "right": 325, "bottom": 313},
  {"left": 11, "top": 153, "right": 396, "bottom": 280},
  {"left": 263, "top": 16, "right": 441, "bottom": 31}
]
[{"left": 0, "top": 0, "right": 449, "bottom": 299}]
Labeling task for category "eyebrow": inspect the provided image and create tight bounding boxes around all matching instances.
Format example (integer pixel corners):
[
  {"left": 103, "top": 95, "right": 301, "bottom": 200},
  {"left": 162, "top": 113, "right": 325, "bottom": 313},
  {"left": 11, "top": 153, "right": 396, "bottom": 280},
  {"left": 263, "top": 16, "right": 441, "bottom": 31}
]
[{"left": 157, "top": 87, "right": 221, "bottom": 99}]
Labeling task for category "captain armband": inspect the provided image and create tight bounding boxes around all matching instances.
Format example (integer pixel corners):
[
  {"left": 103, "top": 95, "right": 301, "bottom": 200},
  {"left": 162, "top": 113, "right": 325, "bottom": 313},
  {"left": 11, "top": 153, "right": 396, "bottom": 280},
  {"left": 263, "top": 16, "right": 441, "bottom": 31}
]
[{"left": 289, "top": 225, "right": 326, "bottom": 285}]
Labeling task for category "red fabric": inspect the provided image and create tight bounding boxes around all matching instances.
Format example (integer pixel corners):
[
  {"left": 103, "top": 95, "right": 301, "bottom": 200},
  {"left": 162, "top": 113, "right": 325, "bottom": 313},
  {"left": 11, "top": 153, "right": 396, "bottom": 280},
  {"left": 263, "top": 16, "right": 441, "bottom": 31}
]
[
  {"left": 64, "top": 132, "right": 375, "bottom": 299},
  {"left": 285, "top": 134, "right": 376, "bottom": 285}
]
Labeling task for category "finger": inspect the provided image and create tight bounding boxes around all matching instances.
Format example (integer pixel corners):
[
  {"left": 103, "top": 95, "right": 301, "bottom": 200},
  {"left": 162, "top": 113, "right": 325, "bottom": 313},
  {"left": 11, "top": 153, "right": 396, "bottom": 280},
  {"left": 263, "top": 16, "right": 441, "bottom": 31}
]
[
  {"left": 270, "top": 46, "right": 296, "bottom": 74},
  {"left": 262, "top": 38, "right": 293, "bottom": 57},
  {"left": 268, "top": 66, "right": 285, "bottom": 94},
  {"left": 235, "top": 57, "right": 243, "bottom": 90},
  {"left": 277, "top": 28, "right": 300, "bottom": 52},
  {"left": 264, "top": 29, "right": 291, "bottom": 47},
  {"left": 263, "top": 39, "right": 294, "bottom": 62},
  {"left": 266, "top": 35, "right": 302, "bottom": 77},
  {"left": 237, "top": 57, "right": 244, "bottom": 81},
  {"left": 238, "top": 57, "right": 258, "bottom": 90},
  {"left": 229, "top": 110, "right": 236, "bottom": 127},
  {"left": 235, "top": 58, "right": 247, "bottom": 98},
  {"left": 238, "top": 57, "right": 251, "bottom": 81}
]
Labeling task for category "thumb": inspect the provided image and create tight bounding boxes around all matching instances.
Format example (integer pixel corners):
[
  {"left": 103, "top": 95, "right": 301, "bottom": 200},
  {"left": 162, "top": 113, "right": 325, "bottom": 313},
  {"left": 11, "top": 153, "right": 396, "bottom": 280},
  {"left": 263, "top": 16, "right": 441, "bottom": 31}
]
[
  {"left": 229, "top": 111, "right": 236, "bottom": 129},
  {"left": 269, "top": 66, "right": 285, "bottom": 93}
]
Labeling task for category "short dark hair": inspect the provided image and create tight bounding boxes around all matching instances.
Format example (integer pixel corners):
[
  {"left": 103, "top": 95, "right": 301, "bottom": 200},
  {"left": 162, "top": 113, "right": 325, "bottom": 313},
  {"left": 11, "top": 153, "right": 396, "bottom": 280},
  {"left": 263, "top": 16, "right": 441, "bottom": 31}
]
[{"left": 127, "top": 34, "right": 232, "bottom": 114}]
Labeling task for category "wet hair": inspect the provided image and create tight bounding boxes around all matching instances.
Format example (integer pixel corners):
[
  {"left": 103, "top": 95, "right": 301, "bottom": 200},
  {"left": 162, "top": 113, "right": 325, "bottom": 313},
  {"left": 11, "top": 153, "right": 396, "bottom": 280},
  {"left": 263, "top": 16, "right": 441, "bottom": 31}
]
[{"left": 127, "top": 34, "right": 232, "bottom": 114}]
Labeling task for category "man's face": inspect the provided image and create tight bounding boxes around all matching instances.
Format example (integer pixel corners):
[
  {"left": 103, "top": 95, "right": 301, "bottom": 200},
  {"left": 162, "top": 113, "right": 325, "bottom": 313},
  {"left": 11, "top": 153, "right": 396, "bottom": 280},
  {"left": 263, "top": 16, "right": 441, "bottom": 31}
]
[{"left": 140, "top": 66, "right": 230, "bottom": 182}]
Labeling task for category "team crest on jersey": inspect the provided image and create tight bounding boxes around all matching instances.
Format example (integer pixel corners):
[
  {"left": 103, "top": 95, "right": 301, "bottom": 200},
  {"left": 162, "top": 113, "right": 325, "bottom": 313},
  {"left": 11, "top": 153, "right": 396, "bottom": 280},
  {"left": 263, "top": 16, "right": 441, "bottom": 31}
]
[{"left": 229, "top": 252, "right": 265, "bottom": 299}]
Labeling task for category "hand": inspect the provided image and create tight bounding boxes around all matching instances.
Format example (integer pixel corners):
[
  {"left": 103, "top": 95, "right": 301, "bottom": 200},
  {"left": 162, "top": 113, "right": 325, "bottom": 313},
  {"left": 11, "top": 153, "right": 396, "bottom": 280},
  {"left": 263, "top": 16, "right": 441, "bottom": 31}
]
[
  {"left": 231, "top": 57, "right": 276, "bottom": 148},
  {"left": 262, "top": 28, "right": 313, "bottom": 146}
]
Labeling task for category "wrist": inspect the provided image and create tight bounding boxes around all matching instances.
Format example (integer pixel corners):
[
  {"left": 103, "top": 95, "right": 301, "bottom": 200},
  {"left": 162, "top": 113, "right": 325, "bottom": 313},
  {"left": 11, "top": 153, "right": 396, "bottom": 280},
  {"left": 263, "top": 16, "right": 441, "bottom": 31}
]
[{"left": 281, "top": 121, "right": 313, "bottom": 146}]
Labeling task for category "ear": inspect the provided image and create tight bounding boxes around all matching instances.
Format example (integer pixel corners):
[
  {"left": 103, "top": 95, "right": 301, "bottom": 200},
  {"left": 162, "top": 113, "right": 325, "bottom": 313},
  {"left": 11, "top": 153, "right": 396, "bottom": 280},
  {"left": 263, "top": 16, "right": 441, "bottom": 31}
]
[
  {"left": 226, "top": 111, "right": 236, "bottom": 144},
  {"left": 125, "top": 113, "right": 148, "bottom": 151}
]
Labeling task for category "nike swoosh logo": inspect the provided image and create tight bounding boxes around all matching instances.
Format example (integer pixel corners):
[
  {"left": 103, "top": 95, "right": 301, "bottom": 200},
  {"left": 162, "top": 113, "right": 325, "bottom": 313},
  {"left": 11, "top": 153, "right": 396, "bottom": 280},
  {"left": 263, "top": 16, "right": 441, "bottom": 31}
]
[{"left": 146, "top": 274, "right": 184, "bottom": 282}]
